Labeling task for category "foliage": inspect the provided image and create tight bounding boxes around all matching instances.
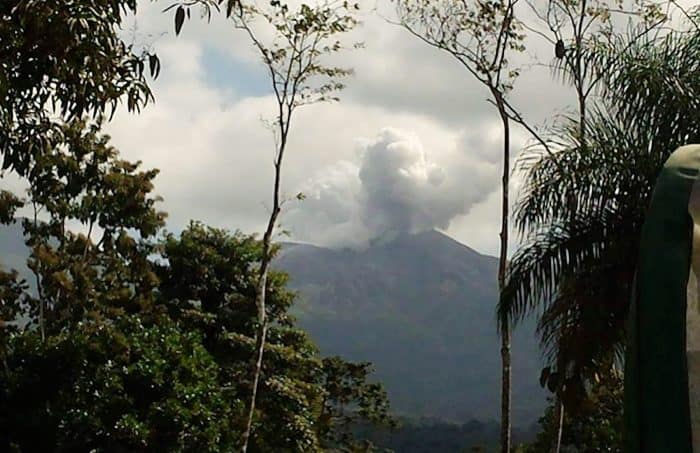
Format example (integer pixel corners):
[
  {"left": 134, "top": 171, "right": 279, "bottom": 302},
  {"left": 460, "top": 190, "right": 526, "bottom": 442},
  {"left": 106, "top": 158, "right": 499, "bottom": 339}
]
[
  {"left": 0, "top": 114, "right": 396, "bottom": 453},
  {"left": 0, "top": 0, "right": 158, "bottom": 176},
  {"left": 499, "top": 11, "right": 700, "bottom": 406},
  {"left": 158, "top": 222, "right": 395, "bottom": 452},
  {"left": 1, "top": 315, "right": 234, "bottom": 452},
  {"left": 163, "top": 0, "right": 242, "bottom": 33},
  {"left": 520, "top": 0, "right": 668, "bottom": 153},
  {"left": 0, "top": 3, "right": 392, "bottom": 451},
  {"left": 0, "top": 118, "right": 228, "bottom": 450},
  {"left": 168, "top": 1, "right": 362, "bottom": 449},
  {"left": 0, "top": 121, "right": 394, "bottom": 452},
  {"left": 231, "top": 0, "right": 360, "bottom": 106},
  {"left": 319, "top": 356, "right": 396, "bottom": 450},
  {"left": 18, "top": 118, "right": 165, "bottom": 340},
  {"left": 158, "top": 222, "right": 322, "bottom": 451},
  {"left": 521, "top": 370, "right": 623, "bottom": 453},
  {"left": 356, "top": 416, "right": 519, "bottom": 453}
]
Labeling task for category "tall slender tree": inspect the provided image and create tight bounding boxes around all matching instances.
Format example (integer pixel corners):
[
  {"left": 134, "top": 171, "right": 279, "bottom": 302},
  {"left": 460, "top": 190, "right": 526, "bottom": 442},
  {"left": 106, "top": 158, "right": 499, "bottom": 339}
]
[
  {"left": 164, "top": 1, "right": 360, "bottom": 450},
  {"left": 393, "top": 1, "right": 524, "bottom": 450},
  {"left": 228, "top": 5, "right": 359, "bottom": 450}
]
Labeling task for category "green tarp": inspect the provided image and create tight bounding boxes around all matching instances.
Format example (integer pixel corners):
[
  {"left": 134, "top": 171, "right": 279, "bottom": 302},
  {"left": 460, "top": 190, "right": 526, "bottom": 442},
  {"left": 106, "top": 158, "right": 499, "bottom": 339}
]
[{"left": 625, "top": 145, "right": 700, "bottom": 452}]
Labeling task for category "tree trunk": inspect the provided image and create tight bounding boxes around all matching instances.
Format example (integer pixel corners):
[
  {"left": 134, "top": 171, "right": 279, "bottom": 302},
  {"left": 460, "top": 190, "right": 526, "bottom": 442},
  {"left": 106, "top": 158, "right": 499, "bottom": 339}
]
[
  {"left": 497, "top": 99, "right": 512, "bottom": 453},
  {"left": 31, "top": 210, "right": 45, "bottom": 343},
  {"left": 240, "top": 275, "right": 270, "bottom": 453},
  {"left": 500, "top": 321, "right": 512, "bottom": 453},
  {"left": 551, "top": 399, "right": 564, "bottom": 453},
  {"left": 241, "top": 146, "right": 285, "bottom": 452}
]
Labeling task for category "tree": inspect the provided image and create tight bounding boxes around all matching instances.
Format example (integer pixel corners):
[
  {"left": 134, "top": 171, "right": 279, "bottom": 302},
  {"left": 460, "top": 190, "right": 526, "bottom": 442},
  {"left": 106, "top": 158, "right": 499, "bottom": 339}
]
[
  {"left": 510, "top": 3, "right": 668, "bottom": 449},
  {"left": 162, "top": 1, "right": 361, "bottom": 450},
  {"left": 158, "top": 222, "right": 324, "bottom": 451},
  {"left": 522, "top": 0, "right": 667, "bottom": 146},
  {"left": 0, "top": 0, "right": 158, "bottom": 176},
  {"left": 499, "top": 9, "right": 700, "bottom": 419},
  {"left": 1, "top": 315, "right": 235, "bottom": 452},
  {"left": 0, "top": 128, "right": 393, "bottom": 452},
  {"left": 18, "top": 118, "right": 165, "bottom": 341},
  {"left": 393, "top": 1, "right": 525, "bottom": 450},
  {"left": 0, "top": 0, "right": 162, "bottom": 341},
  {"left": 1, "top": 4, "right": 390, "bottom": 451},
  {"left": 521, "top": 368, "right": 623, "bottom": 453},
  {"left": 158, "top": 221, "right": 395, "bottom": 452},
  {"left": 0, "top": 118, "right": 237, "bottom": 450},
  {"left": 318, "top": 356, "right": 395, "bottom": 450}
]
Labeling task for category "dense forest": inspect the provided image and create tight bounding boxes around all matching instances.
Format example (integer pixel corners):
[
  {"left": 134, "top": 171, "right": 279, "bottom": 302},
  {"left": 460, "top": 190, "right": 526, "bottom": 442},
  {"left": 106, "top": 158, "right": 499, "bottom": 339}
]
[{"left": 1, "top": 0, "right": 700, "bottom": 452}]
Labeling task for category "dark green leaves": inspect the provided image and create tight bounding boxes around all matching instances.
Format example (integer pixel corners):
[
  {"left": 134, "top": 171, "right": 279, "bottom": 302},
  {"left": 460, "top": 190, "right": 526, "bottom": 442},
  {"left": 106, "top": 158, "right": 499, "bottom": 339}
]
[
  {"left": 149, "top": 54, "right": 161, "bottom": 78},
  {"left": 175, "top": 6, "right": 185, "bottom": 35},
  {"left": 0, "top": 191, "right": 23, "bottom": 224},
  {"left": 226, "top": 0, "right": 237, "bottom": 18},
  {"left": 157, "top": 223, "right": 393, "bottom": 451},
  {"left": 524, "top": 370, "right": 624, "bottom": 452},
  {"left": 501, "top": 19, "right": 700, "bottom": 405},
  {"left": 1, "top": 316, "right": 236, "bottom": 451},
  {"left": 0, "top": 0, "right": 156, "bottom": 175}
]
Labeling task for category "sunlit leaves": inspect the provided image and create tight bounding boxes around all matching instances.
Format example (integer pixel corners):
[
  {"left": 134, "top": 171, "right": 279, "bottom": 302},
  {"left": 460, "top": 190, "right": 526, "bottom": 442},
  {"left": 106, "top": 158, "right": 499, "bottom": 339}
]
[{"left": 0, "top": 0, "right": 159, "bottom": 179}]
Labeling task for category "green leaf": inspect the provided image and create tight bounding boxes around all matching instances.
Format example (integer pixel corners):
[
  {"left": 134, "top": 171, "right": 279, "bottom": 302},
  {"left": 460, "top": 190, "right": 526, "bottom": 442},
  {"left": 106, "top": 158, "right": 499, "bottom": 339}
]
[
  {"left": 175, "top": 6, "right": 185, "bottom": 36},
  {"left": 540, "top": 367, "right": 551, "bottom": 388},
  {"left": 148, "top": 55, "right": 160, "bottom": 79},
  {"left": 226, "top": 0, "right": 237, "bottom": 18}
]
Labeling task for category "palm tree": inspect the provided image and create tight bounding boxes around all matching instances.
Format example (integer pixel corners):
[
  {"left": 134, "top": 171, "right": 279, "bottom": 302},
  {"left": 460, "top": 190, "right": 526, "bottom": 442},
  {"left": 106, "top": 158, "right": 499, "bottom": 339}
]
[{"left": 499, "top": 18, "right": 700, "bottom": 408}]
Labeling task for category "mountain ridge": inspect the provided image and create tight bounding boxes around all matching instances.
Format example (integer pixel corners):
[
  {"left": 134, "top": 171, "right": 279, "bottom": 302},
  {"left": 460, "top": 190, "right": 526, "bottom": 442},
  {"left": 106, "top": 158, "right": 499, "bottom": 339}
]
[{"left": 275, "top": 228, "right": 545, "bottom": 426}]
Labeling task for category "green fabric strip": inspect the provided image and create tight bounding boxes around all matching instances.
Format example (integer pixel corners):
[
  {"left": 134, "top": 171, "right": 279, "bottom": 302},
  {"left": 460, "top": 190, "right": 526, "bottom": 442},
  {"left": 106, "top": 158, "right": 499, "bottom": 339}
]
[{"left": 625, "top": 145, "right": 700, "bottom": 453}]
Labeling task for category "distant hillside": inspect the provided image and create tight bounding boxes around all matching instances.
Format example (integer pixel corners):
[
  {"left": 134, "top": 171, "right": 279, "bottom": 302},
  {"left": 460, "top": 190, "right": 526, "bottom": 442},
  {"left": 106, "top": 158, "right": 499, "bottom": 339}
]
[
  {"left": 354, "top": 416, "right": 538, "bottom": 452},
  {"left": 0, "top": 221, "right": 27, "bottom": 275},
  {"left": 275, "top": 230, "right": 546, "bottom": 427}
]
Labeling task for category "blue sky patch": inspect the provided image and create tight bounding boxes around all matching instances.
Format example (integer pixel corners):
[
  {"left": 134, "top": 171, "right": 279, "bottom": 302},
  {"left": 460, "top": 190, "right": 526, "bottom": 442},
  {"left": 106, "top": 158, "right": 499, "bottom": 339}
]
[{"left": 200, "top": 45, "right": 269, "bottom": 98}]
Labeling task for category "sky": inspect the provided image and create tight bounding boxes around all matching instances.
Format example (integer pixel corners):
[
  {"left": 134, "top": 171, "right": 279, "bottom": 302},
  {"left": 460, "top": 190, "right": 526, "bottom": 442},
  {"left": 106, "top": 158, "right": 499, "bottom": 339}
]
[{"left": 102, "top": 0, "right": 691, "bottom": 256}]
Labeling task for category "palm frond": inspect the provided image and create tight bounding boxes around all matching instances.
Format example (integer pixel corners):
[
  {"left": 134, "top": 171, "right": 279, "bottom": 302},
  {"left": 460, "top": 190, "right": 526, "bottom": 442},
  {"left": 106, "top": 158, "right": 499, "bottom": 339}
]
[{"left": 501, "top": 22, "right": 700, "bottom": 400}]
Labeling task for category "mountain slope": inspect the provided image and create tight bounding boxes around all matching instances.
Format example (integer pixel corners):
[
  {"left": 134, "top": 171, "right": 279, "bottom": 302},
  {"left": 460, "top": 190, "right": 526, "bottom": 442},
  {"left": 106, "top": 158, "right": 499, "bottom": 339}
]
[
  {"left": 0, "top": 221, "right": 28, "bottom": 275},
  {"left": 276, "top": 230, "right": 545, "bottom": 426}
]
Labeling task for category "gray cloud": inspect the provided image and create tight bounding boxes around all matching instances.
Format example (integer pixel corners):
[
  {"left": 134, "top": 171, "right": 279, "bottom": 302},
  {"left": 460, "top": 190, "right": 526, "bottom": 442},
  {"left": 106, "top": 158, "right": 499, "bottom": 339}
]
[{"left": 285, "top": 128, "right": 499, "bottom": 248}]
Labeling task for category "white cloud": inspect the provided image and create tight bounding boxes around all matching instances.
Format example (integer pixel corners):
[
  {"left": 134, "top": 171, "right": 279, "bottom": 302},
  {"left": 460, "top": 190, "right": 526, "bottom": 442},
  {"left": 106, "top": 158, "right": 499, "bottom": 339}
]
[
  {"left": 99, "top": 0, "right": 597, "bottom": 256},
  {"left": 284, "top": 127, "right": 500, "bottom": 248},
  {"left": 2, "top": 0, "right": 694, "bottom": 260}
]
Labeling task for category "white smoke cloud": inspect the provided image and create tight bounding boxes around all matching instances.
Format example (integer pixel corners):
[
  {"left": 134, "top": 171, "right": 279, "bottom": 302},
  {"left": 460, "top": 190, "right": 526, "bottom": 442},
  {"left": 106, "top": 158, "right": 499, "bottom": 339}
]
[{"left": 285, "top": 127, "right": 500, "bottom": 248}]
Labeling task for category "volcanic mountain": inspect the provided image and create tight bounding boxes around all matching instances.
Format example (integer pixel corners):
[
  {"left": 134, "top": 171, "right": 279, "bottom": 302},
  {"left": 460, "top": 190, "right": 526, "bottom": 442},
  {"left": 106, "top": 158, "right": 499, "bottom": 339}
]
[{"left": 275, "top": 229, "right": 545, "bottom": 426}]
